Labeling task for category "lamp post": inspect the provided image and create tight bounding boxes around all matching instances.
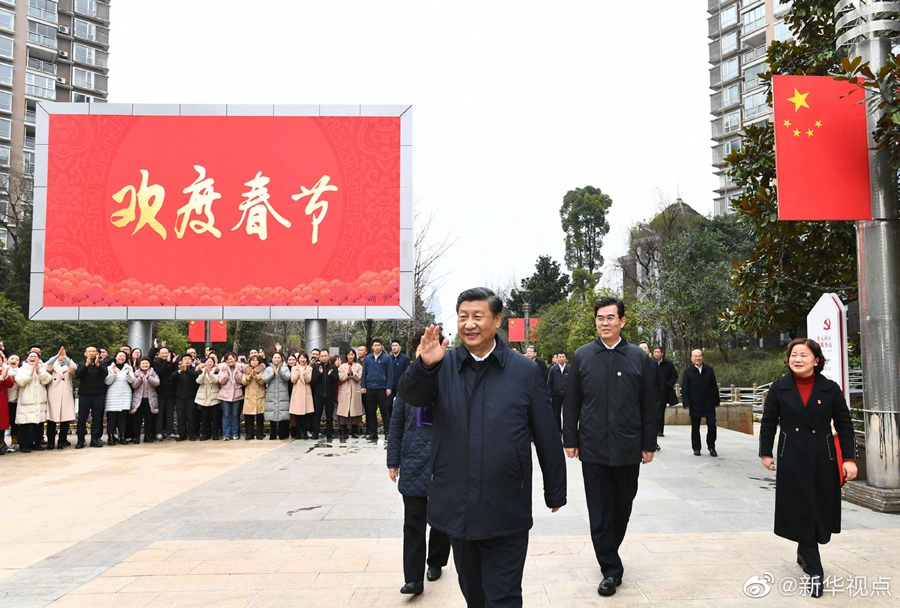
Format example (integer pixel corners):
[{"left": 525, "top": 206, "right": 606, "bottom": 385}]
[
  {"left": 519, "top": 289, "right": 533, "bottom": 347},
  {"left": 836, "top": 0, "right": 900, "bottom": 489}
]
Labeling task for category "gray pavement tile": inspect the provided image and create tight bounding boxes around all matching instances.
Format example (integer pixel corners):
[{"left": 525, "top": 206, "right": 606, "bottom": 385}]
[
  {"left": 0, "top": 566, "right": 108, "bottom": 602},
  {"left": 30, "top": 541, "right": 147, "bottom": 569}
]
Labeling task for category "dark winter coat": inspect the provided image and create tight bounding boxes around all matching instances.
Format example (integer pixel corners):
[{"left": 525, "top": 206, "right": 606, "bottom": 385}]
[
  {"left": 681, "top": 364, "right": 720, "bottom": 419},
  {"left": 390, "top": 352, "right": 411, "bottom": 391},
  {"left": 76, "top": 360, "right": 108, "bottom": 396},
  {"left": 310, "top": 362, "right": 339, "bottom": 400},
  {"left": 563, "top": 338, "right": 658, "bottom": 466},
  {"left": 759, "top": 373, "right": 856, "bottom": 545},
  {"left": 547, "top": 363, "right": 570, "bottom": 396},
  {"left": 151, "top": 359, "right": 177, "bottom": 399},
  {"left": 398, "top": 336, "right": 566, "bottom": 540},
  {"left": 361, "top": 352, "right": 393, "bottom": 390},
  {"left": 658, "top": 357, "right": 679, "bottom": 406},
  {"left": 171, "top": 366, "right": 199, "bottom": 401},
  {"left": 387, "top": 396, "right": 434, "bottom": 497}
]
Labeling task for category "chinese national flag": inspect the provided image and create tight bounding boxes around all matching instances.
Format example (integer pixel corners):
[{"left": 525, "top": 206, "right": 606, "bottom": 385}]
[
  {"left": 773, "top": 75, "right": 871, "bottom": 220},
  {"left": 508, "top": 318, "right": 524, "bottom": 342},
  {"left": 210, "top": 321, "right": 228, "bottom": 343},
  {"left": 188, "top": 321, "right": 205, "bottom": 343}
]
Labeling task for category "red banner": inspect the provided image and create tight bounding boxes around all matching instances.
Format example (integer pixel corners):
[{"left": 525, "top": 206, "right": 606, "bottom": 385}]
[
  {"left": 773, "top": 75, "right": 871, "bottom": 220},
  {"left": 508, "top": 318, "right": 539, "bottom": 342},
  {"left": 188, "top": 321, "right": 205, "bottom": 343},
  {"left": 209, "top": 321, "right": 228, "bottom": 343},
  {"left": 43, "top": 115, "right": 401, "bottom": 307}
]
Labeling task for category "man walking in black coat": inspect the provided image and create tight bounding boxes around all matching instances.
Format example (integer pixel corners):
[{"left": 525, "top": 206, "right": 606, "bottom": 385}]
[
  {"left": 546, "top": 350, "right": 569, "bottom": 433},
  {"left": 681, "top": 349, "right": 721, "bottom": 457},
  {"left": 563, "top": 298, "right": 657, "bottom": 597},
  {"left": 399, "top": 287, "right": 566, "bottom": 608},
  {"left": 653, "top": 346, "right": 679, "bottom": 438}
]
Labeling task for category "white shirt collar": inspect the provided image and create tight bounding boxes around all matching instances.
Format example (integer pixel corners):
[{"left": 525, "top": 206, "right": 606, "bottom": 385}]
[
  {"left": 695, "top": 364, "right": 703, "bottom": 373},
  {"left": 601, "top": 337, "right": 622, "bottom": 350},
  {"left": 470, "top": 342, "right": 496, "bottom": 362}
]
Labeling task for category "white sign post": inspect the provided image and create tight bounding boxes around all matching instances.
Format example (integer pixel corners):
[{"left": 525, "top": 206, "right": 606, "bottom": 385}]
[{"left": 806, "top": 293, "right": 850, "bottom": 401}]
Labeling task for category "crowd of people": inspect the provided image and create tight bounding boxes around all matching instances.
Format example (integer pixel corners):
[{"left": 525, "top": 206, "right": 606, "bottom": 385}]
[{"left": 0, "top": 337, "right": 411, "bottom": 454}]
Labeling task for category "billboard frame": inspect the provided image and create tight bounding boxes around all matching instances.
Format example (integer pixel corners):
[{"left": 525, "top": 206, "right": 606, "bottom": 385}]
[{"left": 30, "top": 103, "right": 413, "bottom": 321}]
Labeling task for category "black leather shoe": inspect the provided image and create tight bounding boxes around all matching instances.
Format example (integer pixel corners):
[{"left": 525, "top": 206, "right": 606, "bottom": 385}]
[
  {"left": 655, "top": 445, "right": 661, "bottom": 451},
  {"left": 709, "top": 449, "right": 718, "bottom": 457},
  {"left": 75, "top": 440, "right": 85, "bottom": 449},
  {"left": 59, "top": 439, "right": 71, "bottom": 447},
  {"left": 426, "top": 566, "right": 442, "bottom": 581},
  {"left": 810, "top": 575, "right": 823, "bottom": 598},
  {"left": 598, "top": 576, "right": 622, "bottom": 596},
  {"left": 693, "top": 450, "right": 701, "bottom": 456},
  {"left": 176, "top": 436, "right": 187, "bottom": 442},
  {"left": 31, "top": 443, "right": 45, "bottom": 451},
  {"left": 400, "top": 582, "right": 424, "bottom": 596},
  {"left": 90, "top": 439, "right": 103, "bottom": 448}
]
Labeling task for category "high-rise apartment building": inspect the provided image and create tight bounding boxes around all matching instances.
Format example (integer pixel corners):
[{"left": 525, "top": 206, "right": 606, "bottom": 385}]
[
  {"left": 708, "top": 0, "right": 792, "bottom": 216},
  {"left": 0, "top": 0, "right": 110, "bottom": 246}
]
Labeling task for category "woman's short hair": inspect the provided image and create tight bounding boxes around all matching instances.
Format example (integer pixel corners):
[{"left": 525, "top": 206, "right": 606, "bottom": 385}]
[
  {"left": 139, "top": 356, "right": 152, "bottom": 365},
  {"left": 785, "top": 338, "right": 826, "bottom": 374},
  {"left": 224, "top": 351, "right": 237, "bottom": 360},
  {"left": 248, "top": 354, "right": 261, "bottom": 365}
]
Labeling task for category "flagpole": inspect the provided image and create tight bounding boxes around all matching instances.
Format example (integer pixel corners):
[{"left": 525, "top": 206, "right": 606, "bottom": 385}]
[{"left": 836, "top": 0, "right": 900, "bottom": 490}]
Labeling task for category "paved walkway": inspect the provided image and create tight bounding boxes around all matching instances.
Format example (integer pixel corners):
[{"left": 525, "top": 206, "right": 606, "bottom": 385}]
[{"left": 1, "top": 426, "right": 898, "bottom": 607}]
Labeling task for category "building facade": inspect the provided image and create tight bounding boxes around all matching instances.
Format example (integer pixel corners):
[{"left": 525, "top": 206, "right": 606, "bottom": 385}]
[
  {"left": 708, "top": 0, "right": 792, "bottom": 216},
  {"left": 0, "top": 0, "right": 110, "bottom": 246}
]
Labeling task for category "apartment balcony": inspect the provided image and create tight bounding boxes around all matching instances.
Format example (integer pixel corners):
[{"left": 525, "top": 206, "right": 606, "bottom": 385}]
[
  {"left": 27, "top": 56, "right": 57, "bottom": 75},
  {"left": 24, "top": 136, "right": 35, "bottom": 149},
  {"left": 28, "top": 5, "right": 59, "bottom": 23},
  {"left": 25, "top": 108, "right": 36, "bottom": 123}
]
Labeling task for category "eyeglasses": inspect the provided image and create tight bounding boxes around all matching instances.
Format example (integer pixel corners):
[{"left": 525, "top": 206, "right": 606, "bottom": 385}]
[{"left": 595, "top": 315, "right": 619, "bottom": 324}]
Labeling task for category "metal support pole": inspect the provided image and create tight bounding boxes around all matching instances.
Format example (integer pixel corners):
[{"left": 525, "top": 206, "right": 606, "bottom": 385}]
[
  {"left": 126, "top": 320, "right": 153, "bottom": 357},
  {"left": 304, "top": 319, "right": 327, "bottom": 353},
  {"left": 837, "top": 1, "right": 900, "bottom": 488},
  {"left": 524, "top": 302, "right": 531, "bottom": 347}
]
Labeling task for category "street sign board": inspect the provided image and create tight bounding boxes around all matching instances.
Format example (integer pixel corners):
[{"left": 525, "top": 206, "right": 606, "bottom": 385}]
[{"left": 807, "top": 293, "right": 850, "bottom": 401}]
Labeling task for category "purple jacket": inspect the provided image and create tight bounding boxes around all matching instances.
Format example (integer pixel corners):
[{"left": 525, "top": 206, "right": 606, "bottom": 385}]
[
  {"left": 217, "top": 362, "right": 245, "bottom": 402},
  {"left": 130, "top": 368, "right": 160, "bottom": 414}
]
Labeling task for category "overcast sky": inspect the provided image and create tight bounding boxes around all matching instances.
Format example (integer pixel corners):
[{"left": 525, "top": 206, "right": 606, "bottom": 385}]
[{"left": 108, "top": 1, "right": 713, "bottom": 336}]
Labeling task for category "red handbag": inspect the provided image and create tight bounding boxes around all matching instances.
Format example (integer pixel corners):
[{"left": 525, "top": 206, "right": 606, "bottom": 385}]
[{"left": 833, "top": 430, "right": 846, "bottom": 486}]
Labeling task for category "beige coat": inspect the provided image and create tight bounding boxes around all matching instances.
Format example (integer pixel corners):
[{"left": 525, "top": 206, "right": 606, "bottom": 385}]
[
  {"left": 241, "top": 364, "right": 266, "bottom": 415},
  {"left": 195, "top": 369, "right": 221, "bottom": 406},
  {"left": 47, "top": 358, "right": 77, "bottom": 422},
  {"left": 337, "top": 362, "right": 364, "bottom": 417},
  {"left": 290, "top": 364, "right": 314, "bottom": 415},
  {"left": 15, "top": 363, "right": 51, "bottom": 424}
]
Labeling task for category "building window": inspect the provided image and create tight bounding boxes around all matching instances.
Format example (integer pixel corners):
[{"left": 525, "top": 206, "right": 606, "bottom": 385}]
[
  {"left": 724, "top": 110, "right": 741, "bottom": 134},
  {"left": 23, "top": 150, "right": 35, "bottom": 175},
  {"left": 28, "top": 20, "right": 57, "bottom": 48},
  {"left": 72, "top": 92, "right": 93, "bottom": 102},
  {"left": 742, "top": 5, "right": 766, "bottom": 36},
  {"left": 775, "top": 0, "right": 794, "bottom": 16},
  {"left": 73, "top": 67, "right": 94, "bottom": 89},
  {"left": 721, "top": 32, "right": 738, "bottom": 55},
  {"left": 720, "top": 5, "right": 738, "bottom": 28},
  {"left": 74, "top": 0, "right": 95, "bottom": 16},
  {"left": 26, "top": 72, "right": 55, "bottom": 99},
  {"left": 27, "top": 0, "right": 57, "bottom": 22},
  {"left": 73, "top": 18, "right": 96, "bottom": 41},
  {"left": 744, "top": 90, "right": 768, "bottom": 119},
  {"left": 0, "top": 118, "right": 10, "bottom": 140},
  {"left": 0, "top": 90, "right": 10, "bottom": 113},
  {"left": 744, "top": 62, "right": 767, "bottom": 89},
  {"left": 774, "top": 21, "right": 793, "bottom": 42},
  {"left": 74, "top": 42, "right": 95, "bottom": 65},
  {"left": 723, "top": 84, "right": 740, "bottom": 108},
  {"left": 0, "top": 146, "right": 8, "bottom": 166},
  {"left": 725, "top": 138, "right": 742, "bottom": 156},
  {"left": 722, "top": 57, "right": 739, "bottom": 82},
  {"left": 0, "top": 7, "right": 13, "bottom": 31},
  {"left": 0, "top": 34, "right": 11, "bottom": 58},
  {"left": 0, "top": 63, "right": 11, "bottom": 86}
]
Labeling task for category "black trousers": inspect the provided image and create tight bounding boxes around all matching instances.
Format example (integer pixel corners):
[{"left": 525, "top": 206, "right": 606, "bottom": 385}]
[
  {"left": 551, "top": 394, "right": 564, "bottom": 433},
  {"left": 365, "top": 388, "right": 390, "bottom": 436},
  {"left": 269, "top": 419, "right": 289, "bottom": 439},
  {"left": 7, "top": 401, "right": 16, "bottom": 439},
  {"left": 658, "top": 402, "right": 667, "bottom": 435},
  {"left": 200, "top": 404, "right": 221, "bottom": 438},
  {"left": 403, "top": 495, "right": 451, "bottom": 583},
  {"left": 175, "top": 398, "right": 198, "bottom": 438},
  {"left": 106, "top": 411, "right": 126, "bottom": 441},
  {"left": 582, "top": 462, "right": 640, "bottom": 579},
  {"left": 18, "top": 423, "right": 38, "bottom": 448},
  {"left": 155, "top": 395, "right": 175, "bottom": 436},
  {"left": 245, "top": 413, "right": 262, "bottom": 438},
  {"left": 77, "top": 394, "right": 105, "bottom": 439},
  {"left": 451, "top": 531, "right": 529, "bottom": 608},
  {"left": 691, "top": 415, "right": 717, "bottom": 451},
  {"left": 133, "top": 399, "right": 153, "bottom": 441},
  {"left": 46, "top": 420, "right": 71, "bottom": 445},
  {"left": 798, "top": 542, "right": 823, "bottom": 576},
  {"left": 313, "top": 396, "right": 334, "bottom": 436}
]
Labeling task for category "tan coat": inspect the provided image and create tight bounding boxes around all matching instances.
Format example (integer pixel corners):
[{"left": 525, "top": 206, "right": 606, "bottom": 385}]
[
  {"left": 290, "top": 364, "right": 315, "bottom": 415},
  {"left": 195, "top": 369, "right": 221, "bottom": 406},
  {"left": 337, "top": 362, "right": 364, "bottom": 417},
  {"left": 47, "top": 358, "right": 77, "bottom": 422},
  {"left": 241, "top": 364, "right": 266, "bottom": 415},
  {"left": 15, "top": 363, "right": 51, "bottom": 424}
]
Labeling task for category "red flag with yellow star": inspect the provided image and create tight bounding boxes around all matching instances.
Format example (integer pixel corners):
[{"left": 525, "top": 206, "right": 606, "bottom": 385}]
[
  {"left": 209, "top": 321, "right": 228, "bottom": 343},
  {"left": 773, "top": 75, "right": 871, "bottom": 220},
  {"left": 188, "top": 321, "right": 205, "bottom": 343}
]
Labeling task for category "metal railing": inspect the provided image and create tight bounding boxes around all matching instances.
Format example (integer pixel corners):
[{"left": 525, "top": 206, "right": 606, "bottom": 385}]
[
  {"left": 743, "top": 15, "right": 766, "bottom": 36},
  {"left": 25, "top": 109, "right": 36, "bottom": 123},
  {"left": 28, "top": 5, "right": 58, "bottom": 23},
  {"left": 743, "top": 45, "right": 766, "bottom": 63},
  {"left": 27, "top": 56, "right": 57, "bottom": 75},
  {"left": 24, "top": 136, "right": 35, "bottom": 149},
  {"left": 27, "top": 31, "right": 57, "bottom": 48}
]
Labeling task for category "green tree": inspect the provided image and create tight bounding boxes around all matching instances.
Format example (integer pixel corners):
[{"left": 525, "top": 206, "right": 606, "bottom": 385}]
[
  {"left": 29, "top": 321, "right": 127, "bottom": 357},
  {"left": 560, "top": 186, "right": 612, "bottom": 277},
  {"left": 0, "top": 292, "right": 27, "bottom": 353},
  {"left": 507, "top": 255, "right": 571, "bottom": 318},
  {"left": 721, "top": 0, "right": 859, "bottom": 337}
]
